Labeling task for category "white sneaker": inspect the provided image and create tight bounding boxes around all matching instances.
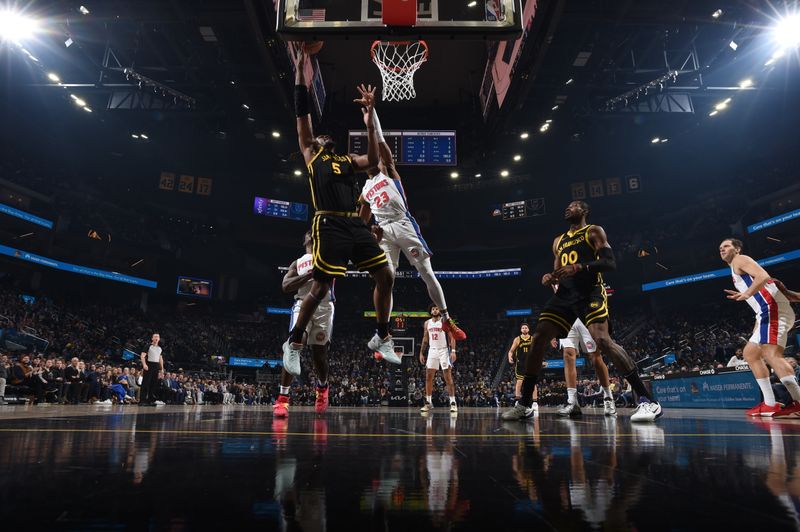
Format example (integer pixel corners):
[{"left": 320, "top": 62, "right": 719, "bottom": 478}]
[
  {"left": 631, "top": 400, "right": 662, "bottom": 422},
  {"left": 558, "top": 402, "right": 581, "bottom": 417},
  {"left": 501, "top": 401, "right": 534, "bottom": 421},
  {"left": 420, "top": 402, "right": 432, "bottom": 413},
  {"left": 100, "top": 399, "right": 112, "bottom": 405},
  {"left": 603, "top": 398, "right": 617, "bottom": 416},
  {"left": 450, "top": 402, "right": 458, "bottom": 413},
  {"left": 282, "top": 340, "right": 302, "bottom": 376},
  {"left": 154, "top": 400, "right": 166, "bottom": 406},
  {"left": 532, "top": 401, "right": 538, "bottom": 410},
  {"left": 369, "top": 334, "right": 401, "bottom": 364}
]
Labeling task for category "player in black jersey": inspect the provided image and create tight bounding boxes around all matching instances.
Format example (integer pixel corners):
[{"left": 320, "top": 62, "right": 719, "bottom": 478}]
[
  {"left": 282, "top": 47, "right": 399, "bottom": 367},
  {"left": 502, "top": 201, "right": 661, "bottom": 422},
  {"left": 507, "top": 323, "right": 537, "bottom": 409}
]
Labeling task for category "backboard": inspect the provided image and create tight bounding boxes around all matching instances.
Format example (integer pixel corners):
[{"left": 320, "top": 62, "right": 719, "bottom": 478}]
[{"left": 276, "top": 0, "right": 523, "bottom": 40}]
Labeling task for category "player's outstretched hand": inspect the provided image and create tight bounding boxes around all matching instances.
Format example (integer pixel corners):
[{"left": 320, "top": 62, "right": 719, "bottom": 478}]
[
  {"left": 354, "top": 84, "right": 377, "bottom": 113},
  {"left": 724, "top": 289, "right": 748, "bottom": 301},
  {"left": 291, "top": 43, "right": 306, "bottom": 68}
]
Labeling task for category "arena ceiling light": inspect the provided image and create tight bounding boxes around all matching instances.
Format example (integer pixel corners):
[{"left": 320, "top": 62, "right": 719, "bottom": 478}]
[
  {"left": 513, "top": 154, "right": 522, "bottom": 161},
  {"left": 739, "top": 78, "right": 753, "bottom": 89},
  {"left": 729, "top": 40, "right": 738, "bottom": 51},
  {"left": 467, "top": 1, "right": 477, "bottom": 7},
  {"left": 271, "top": 131, "right": 281, "bottom": 138},
  {"left": 650, "top": 137, "right": 660, "bottom": 144},
  {"left": 714, "top": 98, "right": 732, "bottom": 111},
  {"left": 0, "top": 9, "right": 40, "bottom": 43},
  {"left": 500, "top": 170, "right": 509, "bottom": 177},
  {"left": 450, "top": 171, "right": 459, "bottom": 179},
  {"left": 519, "top": 132, "right": 529, "bottom": 139},
  {"left": 293, "top": 169, "right": 302, "bottom": 176},
  {"left": 131, "top": 134, "right": 140, "bottom": 139},
  {"left": 773, "top": 14, "right": 800, "bottom": 50},
  {"left": 711, "top": 9, "right": 723, "bottom": 19},
  {"left": 140, "top": 133, "right": 149, "bottom": 140},
  {"left": 79, "top": 6, "right": 90, "bottom": 15},
  {"left": 83, "top": 107, "right": 92, "bottom": 113},
  {"left": 47, "top": 72, "right": 60, "bottom": 82},
  {"left": 474, "top": 173, "right": 481, "bottom": 178},
  {"left": 565, "top": 78, "right": 574, "bottom": 85},
  {"left": 72, "top": 96, "right": 86, "bottom": 107},
  {"left": 242, "top": 104, "right": 250, "bottom": 110},
  {"left": 709, "top": 110, "right": 719, "bottom": 117}
]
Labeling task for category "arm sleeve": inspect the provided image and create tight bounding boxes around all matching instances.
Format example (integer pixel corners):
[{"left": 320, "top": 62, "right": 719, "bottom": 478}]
[{"left": 582, "top": 246, "right": 616, "bottom": 273}]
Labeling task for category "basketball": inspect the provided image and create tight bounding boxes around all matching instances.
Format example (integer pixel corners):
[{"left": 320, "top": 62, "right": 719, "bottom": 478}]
[{"left": 303, "top": 41, "right": 324, "bottom": 55}]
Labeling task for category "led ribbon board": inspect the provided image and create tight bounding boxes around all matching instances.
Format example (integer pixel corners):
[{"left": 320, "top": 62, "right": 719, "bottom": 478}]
[
  {"left": 0, "top": 244, "right": 157, "bottom": 288},
  {"left": 642, "top": 249, "right": 800, "bottom": 291}
]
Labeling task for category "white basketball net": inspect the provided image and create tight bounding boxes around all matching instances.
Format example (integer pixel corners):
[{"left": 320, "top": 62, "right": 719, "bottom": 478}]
[{"left": 371, "top": 41, "right": 429, "bottom": 102}]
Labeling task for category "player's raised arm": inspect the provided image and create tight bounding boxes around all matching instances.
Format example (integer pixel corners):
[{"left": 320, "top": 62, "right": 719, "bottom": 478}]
[
  {"left": 292, "top": 45, "right": 315, "bottom": 163},
  {"left": 370, "top": 108, "right": 401, "bottom": 180},
  {"left": 350, "top": 84, "right": 379, "bottom": 171}
]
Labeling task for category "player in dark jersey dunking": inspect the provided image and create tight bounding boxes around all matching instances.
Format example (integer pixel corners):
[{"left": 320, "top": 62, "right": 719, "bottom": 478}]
[
  {"left": 282, "top": 47, "right": 399, "bottom": 369},
  {"left": 502, "top": 201, "right": 661, "bottom": 422}
]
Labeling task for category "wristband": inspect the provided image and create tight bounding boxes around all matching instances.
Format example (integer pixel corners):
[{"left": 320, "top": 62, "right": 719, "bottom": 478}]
[{"left": 294, "top": 84, "right": 310, "bottom": 117}]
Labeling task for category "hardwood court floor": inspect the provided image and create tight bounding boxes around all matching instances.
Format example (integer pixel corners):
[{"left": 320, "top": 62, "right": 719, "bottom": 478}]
[{"left": 1, "top": 404, "right": 799, "bottom": 530}]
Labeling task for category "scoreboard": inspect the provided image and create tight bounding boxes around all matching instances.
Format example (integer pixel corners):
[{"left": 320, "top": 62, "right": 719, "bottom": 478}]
[
  {"left": 501, "top": 198, "right": 546, "bottom": 220},
  {"left": 253, "top": 197, "right": 308, "bottom": 222},
  {"left": 348, "top": 130, "right": 456, "bottom": 166}
]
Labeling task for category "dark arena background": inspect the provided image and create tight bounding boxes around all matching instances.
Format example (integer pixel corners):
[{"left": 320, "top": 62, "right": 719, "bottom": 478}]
[{"left": 1, "top": 0, "right": 800, "bottom": 530}]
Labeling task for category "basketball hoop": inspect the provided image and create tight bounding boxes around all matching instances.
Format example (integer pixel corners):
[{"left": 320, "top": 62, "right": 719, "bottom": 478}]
[{"left": 371, "top": 40, "right": 429, "bottom": 102}]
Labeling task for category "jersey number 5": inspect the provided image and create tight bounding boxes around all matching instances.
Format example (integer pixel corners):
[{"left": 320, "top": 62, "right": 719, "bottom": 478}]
[
  {"left": 561, "top": 250, "right": 579, "bottom": 266},
  {"left": 332, "top": 162, "right": 342, "bottom": 175},
  {"left": 374, "top": 191, "right": 390, "bottom": 208}
]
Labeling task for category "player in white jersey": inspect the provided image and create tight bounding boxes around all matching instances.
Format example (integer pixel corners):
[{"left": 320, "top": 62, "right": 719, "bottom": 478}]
[
  {"left": 720, "top": 238, "right": 800, "bottom": 417},
  {"left": 419, "top": 304, "right": 458, "bottom": 413},
  {"left": 556, "top": 319, "right": 616, "bottom": 417},
  {"left": 358, "top": 109, "right": 466, "bottom": 341},
  {"left": 274, "top": 230, "right": 335, "bottom": 418}
]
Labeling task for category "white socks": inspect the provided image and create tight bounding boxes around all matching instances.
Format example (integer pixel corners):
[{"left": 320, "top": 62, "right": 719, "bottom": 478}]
[
  {"left": 602, "top": 386, "right": 612, "bottom": 399},
  {"left": 449, "top": 395, "right": 456, "bottom": 404},
  {"left": 780, "top": 375, "right": 800, "bottom": 402},
  {"left": 280, "top": 385, "right": 290, "bottom": 395},
  {"left": 757, "top": 377, "right": 776, "bottom": 406},
  {"left": 426, "top": 395, "right": 432, "bottom": 404},
  {"left": 567, "top": 388, "right": 577, "bottom": 404}
]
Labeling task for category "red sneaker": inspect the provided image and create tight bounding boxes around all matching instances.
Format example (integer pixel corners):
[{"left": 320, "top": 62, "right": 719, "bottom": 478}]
[
  {"left": 273, "top": 394, "right": 289, "bottom": 418},
  {"left": 315, "top": 386, "right": 329, "bottom": 414},
  {"left": 760, "top": 402, "right": 784, "bottom": 417},
  {"left": 774, "top": 401, "right": 800, "bottom": 418},
  {"left": 746, "top": 402, "right": 763, "bottom": 416},
  {"left": 443, "top": 317, "right": 467, "bottom": 341}
]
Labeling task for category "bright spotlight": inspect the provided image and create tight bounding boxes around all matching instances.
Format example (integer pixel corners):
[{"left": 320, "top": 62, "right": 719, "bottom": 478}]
[
  {"left": 0, "top": 9, "right": 40, "bottom": 42},
  {"left": 79, "top": 6, "right": 90, "bottom": 15},
  {"left": 774, "top": 15, "right": 800, "bottom": 50},
  {"left": 83, "top": 107, "right": 92, "bottom": 113},
  {"left": 47, "top": 72, "right": 60, "bottom": 82},
  {"left": 513, "top": 154, "right": 522, "bottom": 161},
  {"left": 711, "top": 9, "right": 723, "bottom": 19},
  {"left": 131, "top": 134, "right": 140, "bottom": 139},
  {"left": 660, "top": 138, "right": 668, "bottom": 143},
  {"left": 565, "top": 78, "right": 574, "bottom": 85},
  {"left": 520, "top": 132, "right": 529, "bottom": 139},
  {"left": 293, "top": 169, "right": 302, "bottom": 176},
  {"left": 271, "top": 131, "right": 281, "bottom": 138},
  {"left": 474, "top": 173, "right": 482, "bottom": 178},
  {"left": 739, "top": 78, "right": 753, "bottom": 89},
  {"left": 467, "top": 1, "right": 477, "bottom": 7},
  {"left": 140, "top": 133, "right": 149, "bottom": 140},
  {"left": 728, "top": 40, "right": 738, "bottom": 51},
  {"left": 73, "top": 97, "right": 86, "bottom": 107},
  {"left": 450, "top": 171, "right": 459, "bottom": 179},
  {"left": 651, "top": 137, "right": 660, "bottom": 144},
  {"left": 714, "top": 99, "right": 730, "bottom": 111},
  {"left": 500, "top": 170, "right": 509, "bottom": 177},
  {"left": 709, "top": 110, "right": 719, "bottom": 117}
]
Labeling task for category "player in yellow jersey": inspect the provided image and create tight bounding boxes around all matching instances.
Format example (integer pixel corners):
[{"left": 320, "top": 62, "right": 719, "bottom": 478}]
[
  {"left": 283, "top": 47, "right": 399, "bottom": 372},
  {"left": 503, "top": 201, "right": 661, "bottom": 422}
]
